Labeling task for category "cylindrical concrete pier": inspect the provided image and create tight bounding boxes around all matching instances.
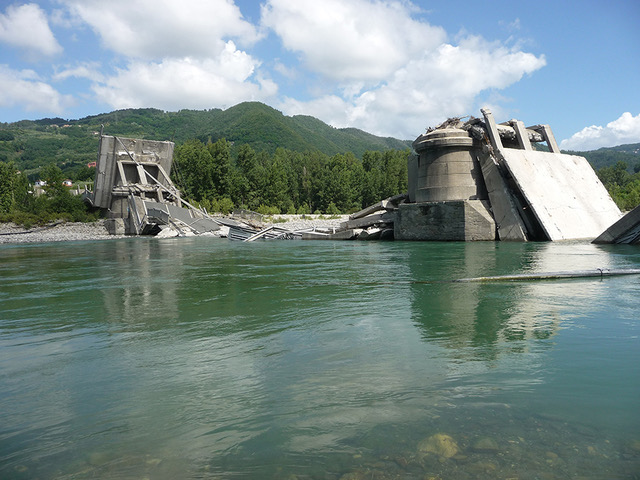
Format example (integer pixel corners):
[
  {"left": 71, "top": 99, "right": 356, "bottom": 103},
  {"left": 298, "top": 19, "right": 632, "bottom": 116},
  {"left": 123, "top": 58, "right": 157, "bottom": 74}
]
[{"left": 412, "top": 128, "right": 486, "bottom": 202}]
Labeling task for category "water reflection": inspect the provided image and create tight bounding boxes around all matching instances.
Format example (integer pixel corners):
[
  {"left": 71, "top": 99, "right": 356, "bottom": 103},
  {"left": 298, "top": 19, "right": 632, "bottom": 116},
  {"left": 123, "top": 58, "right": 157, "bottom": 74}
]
[
  {"left": 98, "top": 238, "right": 183, "bottom": 325},
  {"left": 409, "top": 241, "right": 617, "bottom": 352},
  {"left": 1, "top": 239, "right": 638, "bottom": 479}
]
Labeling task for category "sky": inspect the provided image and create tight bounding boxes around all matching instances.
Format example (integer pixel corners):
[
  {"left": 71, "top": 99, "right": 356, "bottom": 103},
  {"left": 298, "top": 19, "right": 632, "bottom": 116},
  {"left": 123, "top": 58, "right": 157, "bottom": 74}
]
[{"left": 0, "top": 0, "right": 639, "bottom": 151}]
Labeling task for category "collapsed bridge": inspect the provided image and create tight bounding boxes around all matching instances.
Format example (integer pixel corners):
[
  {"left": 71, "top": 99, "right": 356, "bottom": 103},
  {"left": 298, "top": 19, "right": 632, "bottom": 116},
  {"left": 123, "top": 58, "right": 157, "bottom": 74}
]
[
  {"left": 87, "top": 133, "right": 222, "bottom": 236},
  {"left": 89, "top": 110, "right": 640, "bottom": 243},
  {"left": 314, "top": 109, "right": 633, "bottom": 243}
]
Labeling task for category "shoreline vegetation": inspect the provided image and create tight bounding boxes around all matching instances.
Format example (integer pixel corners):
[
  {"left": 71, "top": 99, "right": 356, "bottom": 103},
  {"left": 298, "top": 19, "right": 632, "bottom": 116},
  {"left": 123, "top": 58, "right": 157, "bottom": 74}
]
[{"left": 0, "top": 215, "right": 350, "bottom": 245}]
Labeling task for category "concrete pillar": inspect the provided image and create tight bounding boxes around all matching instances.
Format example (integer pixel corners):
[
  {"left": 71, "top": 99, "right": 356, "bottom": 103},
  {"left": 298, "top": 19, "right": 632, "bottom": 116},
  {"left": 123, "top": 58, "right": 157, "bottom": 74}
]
[{"left": 412, "top": 128, "right": 486, "bottom": 202}]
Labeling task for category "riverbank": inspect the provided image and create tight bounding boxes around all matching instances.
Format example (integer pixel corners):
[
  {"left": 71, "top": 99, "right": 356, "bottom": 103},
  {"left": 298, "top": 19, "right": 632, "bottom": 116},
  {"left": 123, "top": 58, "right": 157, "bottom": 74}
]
[
  {"left": 0, "top": 215, "right": 350, "bottom": 244},
  {"left": 262, "top": 214, "right": 349, "bottom": 232},
  {"left": 0, "top": 220, "right": 121, "bottom": 244}
]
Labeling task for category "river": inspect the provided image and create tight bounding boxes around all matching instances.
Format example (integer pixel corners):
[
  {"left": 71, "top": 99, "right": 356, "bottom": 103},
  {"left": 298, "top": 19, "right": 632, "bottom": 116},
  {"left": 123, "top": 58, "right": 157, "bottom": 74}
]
[{"left": 1, "top": 238, "right": 639, "bottom": 479}]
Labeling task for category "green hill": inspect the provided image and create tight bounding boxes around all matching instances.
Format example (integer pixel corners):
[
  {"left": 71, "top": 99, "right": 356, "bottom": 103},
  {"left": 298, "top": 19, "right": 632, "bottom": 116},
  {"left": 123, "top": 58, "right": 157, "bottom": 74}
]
[
  {"left": 564, "top": 143, "right": 640, "bottom": 172},
  {"left": 0, "top": 102, "right": 411, "bottom": 180},
  {"left": 3, "top": 100, "right": 638, "bottom": 181}
]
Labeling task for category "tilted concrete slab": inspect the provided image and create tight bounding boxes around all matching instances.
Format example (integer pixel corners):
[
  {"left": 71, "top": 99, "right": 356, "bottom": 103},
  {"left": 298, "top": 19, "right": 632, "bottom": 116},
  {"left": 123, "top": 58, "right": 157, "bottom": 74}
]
[
  {"left": 593, "top": 204, "right": 640, "bottom": 244},
  {"left": 500, "top": 150, "right": 622, "bottom": 240},
  {"left": 342, "top": 211, "right": 396, "bottom": 230},
  {"left": 302, "top": 229, "right": 361, "bottom": 240},
  {"left": 477, "top": 152, "right": 527, "bottom": 241},
  {"left": 143, "top": 200, "right": 220, "bottom": 234}
]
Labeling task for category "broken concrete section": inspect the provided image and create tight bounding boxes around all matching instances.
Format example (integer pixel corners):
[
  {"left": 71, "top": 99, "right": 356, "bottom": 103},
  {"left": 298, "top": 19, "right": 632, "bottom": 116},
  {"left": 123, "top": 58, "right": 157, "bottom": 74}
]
[
  {"left": 232, "top": 109, "right": 623, "bottom": 243},
  {"left": 500, "top": 149, "right": 620, "bottom": 240},
  {"left": 89, "top": 133, "right": 223, "bottom": 236},
  {"left": 334, "top": 194, "right": 406, "bottom": 240},
  {"left": 302, "top": 229, "right": 361, "bottom": 240},
  {"left": 593, "top": 204, "right": 640, "bottom": 244},
  {"left": 395, "top": 109, "right": 622, "bottom": 241}
]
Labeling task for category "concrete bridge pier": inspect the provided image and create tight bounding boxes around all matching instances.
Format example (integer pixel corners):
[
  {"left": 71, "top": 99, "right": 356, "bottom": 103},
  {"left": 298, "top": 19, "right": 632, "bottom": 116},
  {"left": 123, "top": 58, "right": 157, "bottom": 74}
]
[{"left": 396, "top": 127, "right": 496, "bottom": 241}]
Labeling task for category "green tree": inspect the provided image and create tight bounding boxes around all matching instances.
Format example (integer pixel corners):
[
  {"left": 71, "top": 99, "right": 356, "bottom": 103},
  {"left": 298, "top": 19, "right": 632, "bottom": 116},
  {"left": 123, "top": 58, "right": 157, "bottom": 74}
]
[
  {"left": 207, "top": 138, "right": 232, "bottom": 198},
  {"left": 41, "top": 163, "right": 66, "bottom": 197},
  {"left": 172, "top": 139, "right": 215, "bottom": 201},
  {"left": 317, "top": 153, "right": 363, "bottom": 213},
  {"left": 597, "top": 161, "right": 631, "bottom": 189},
  {"left": 0, "top": 162, "right": 18, "bottom": 213},
  {"left": 263, "top": 148, "right": 294, "bottom": 212}
]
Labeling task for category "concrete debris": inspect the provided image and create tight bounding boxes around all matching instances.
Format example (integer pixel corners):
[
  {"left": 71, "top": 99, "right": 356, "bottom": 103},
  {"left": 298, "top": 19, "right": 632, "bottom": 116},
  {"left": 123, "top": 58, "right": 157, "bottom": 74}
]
[
  {"left": 592, "top": 204, "right": 640, "bottom": 244},
  {"left": 228, "top": 224, "right": 302, "bottom": 241},
  {"left": 302, "top": 228, "right": 362, "bottom": 240},
  {"left": 299, "top": 108, "right": 621, "bottom": 242},
  {"left": 90, "top": 109, "right": 627, "bottom": 243},
  {"left": 348, "top": 193, "right": 407, "bottom": 220},
  {"left": 88, "top": 131, "right": 225, "bottom": 237},
  {"left": 394, "top": 108, "right": 620, "bottom": 241}
]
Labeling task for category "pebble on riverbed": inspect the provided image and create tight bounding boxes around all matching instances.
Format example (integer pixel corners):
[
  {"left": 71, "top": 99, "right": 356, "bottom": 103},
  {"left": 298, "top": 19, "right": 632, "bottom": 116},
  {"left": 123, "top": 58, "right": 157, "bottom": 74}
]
[{"left": 470, "top": 436, "right": 500, "bottom": 453}]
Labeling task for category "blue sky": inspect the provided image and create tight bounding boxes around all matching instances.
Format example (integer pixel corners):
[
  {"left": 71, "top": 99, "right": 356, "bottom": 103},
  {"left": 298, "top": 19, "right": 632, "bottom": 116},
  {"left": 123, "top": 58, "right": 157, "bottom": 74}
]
[{"left": 0, "top": 0, "right": 638, "bottom": 150}]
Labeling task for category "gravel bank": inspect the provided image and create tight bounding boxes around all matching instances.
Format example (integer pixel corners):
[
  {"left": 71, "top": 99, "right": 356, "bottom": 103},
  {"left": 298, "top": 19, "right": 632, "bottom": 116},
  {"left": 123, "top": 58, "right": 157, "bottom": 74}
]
[
  {"left": 0, "top": 215, "right": 350, "bottom": 245},
  {"left": 0, "top": 220, "right": 125, "bottom": 245},
  {"left": 263, "top": 214, "right": 349, "bottom": 232}
]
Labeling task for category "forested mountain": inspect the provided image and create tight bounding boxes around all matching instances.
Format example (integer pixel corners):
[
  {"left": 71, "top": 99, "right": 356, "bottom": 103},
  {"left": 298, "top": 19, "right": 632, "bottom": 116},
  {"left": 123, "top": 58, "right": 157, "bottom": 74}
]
[
  {"left": 565, "top": 143, "right": 640, "bottom": 172},
  {"left": 1, "top": 101, "right": 638, "bottom": 179},
  {"left": 1, "top": 102, "right": 640, "bottom": 220},
  {"left": 0, "top": 102, "right": 413, "bottom": 221},
  {"left": 0, "top": 102, "right": 411, "bottom": 180}
]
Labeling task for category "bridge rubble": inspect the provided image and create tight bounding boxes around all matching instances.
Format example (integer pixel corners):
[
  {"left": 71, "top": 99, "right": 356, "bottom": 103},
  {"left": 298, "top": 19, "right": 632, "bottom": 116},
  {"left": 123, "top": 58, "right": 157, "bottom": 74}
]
[
  {"left": 593, "top": 204, "right": 640, "bottom": 244},
  {"left": 89, "top": 109, "right": 635, "bottom": 242},
  {"left": 87, "top": 132, "right": 231, "bottom": 236},
  {"left": 309, "top": 109, "right": 625, "bottom": 242}
]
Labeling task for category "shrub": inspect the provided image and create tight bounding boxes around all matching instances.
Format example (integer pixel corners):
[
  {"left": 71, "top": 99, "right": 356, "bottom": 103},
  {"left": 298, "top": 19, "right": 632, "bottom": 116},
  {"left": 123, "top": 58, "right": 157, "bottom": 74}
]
[
  {"left": 256, "top": 204, "right": 280, "bottom": 215},
  {"left": 326, "top": 202, "right": 340, "bottom": 215},
  {"left": 217, "top": 197, "right": 234, "bottom": 214},
  {"left": 296, "top": 203, "right": 311, "bottom": 215}
]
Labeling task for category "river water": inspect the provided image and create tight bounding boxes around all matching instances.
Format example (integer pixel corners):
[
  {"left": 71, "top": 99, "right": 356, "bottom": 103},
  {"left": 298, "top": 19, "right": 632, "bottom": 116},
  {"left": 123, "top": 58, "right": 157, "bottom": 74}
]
[{"left": 1, "top": 238, "right": 639, "bottom": 479}]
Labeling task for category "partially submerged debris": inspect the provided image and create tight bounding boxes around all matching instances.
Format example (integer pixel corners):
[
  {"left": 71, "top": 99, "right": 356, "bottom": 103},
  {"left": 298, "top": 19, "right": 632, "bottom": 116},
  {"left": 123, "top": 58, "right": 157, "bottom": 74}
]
[
  {"left": 88, "top": 132, "right": 224, "bottom": 237},
  {"left": 397, "top": 109, "right": 622, "bottom": 241},
  {"left": 294, "top": 109, "right": 623, "bottom": 242},
  {"left": 592, "top": 204, "right": 640, "bottom": 244},
  {"left": 90, "top": 109, "right": 627, "bottom": 243}
]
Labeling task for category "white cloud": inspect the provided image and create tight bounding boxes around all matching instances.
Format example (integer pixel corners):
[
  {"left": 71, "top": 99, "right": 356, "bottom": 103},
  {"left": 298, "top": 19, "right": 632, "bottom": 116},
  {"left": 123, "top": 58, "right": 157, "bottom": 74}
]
[
  {"left": 279, "top": 35, "right": 546, "bottom": 139},
  {"left": 0, "top": 65, "right": 74, "bottom": 113},
  {"left": 280, "top": 95, "right": 352, "bottom": 128},
  {"left": 53, "top": 62, "right": 104, "bottom": 82},
  {"left": 560, "top": 112, "right": 640, "bottom": 151},
  {"left": 0, "top": 3, "right": 62, "bottom": 59},
  {"left": 53, "top": 0, "right": 274, "bottom": 115},
  {"left": 261, "top": 0, "right": 446, "bottom": 82},
  {"left": 92, "top": 42, "right": 277, "bottom": 111},
  {"left": 62, "top": 0, "right": 260, "bottom": 60}
]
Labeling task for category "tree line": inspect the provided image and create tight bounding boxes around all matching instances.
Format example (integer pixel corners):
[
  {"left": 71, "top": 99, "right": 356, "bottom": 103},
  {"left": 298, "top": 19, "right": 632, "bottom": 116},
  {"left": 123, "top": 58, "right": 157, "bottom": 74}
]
[
  {"left": 171, "top": 138, "right": 409, "bottom": 215},
  {"left": 2, "top": 136, "right": 640, "bottom": 228},
  {"left": 0, "top": 139, "right": 410, "bottom": 226},
  {"left": 596, "top": 161, "right": 640, "bottom": 211},
  {"left": 0, "top": 162, "right": 97, "bottom": 227}
]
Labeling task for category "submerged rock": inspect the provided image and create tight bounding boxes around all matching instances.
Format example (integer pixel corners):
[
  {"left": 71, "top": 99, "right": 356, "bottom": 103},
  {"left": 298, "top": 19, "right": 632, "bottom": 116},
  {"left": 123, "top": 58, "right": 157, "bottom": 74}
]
[
  {"left": 471, "top": 436, "right": 499, "bottom": 453},
  {"left": 417, "top": 433, "right": 459, "bottom": 459},
  {"left": 627, "top": 439, "right": 640, "bottom": 454}
]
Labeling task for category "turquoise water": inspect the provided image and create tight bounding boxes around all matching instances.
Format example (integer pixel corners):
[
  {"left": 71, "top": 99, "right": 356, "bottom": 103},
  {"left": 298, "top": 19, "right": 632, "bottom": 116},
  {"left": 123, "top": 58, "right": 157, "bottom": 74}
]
[{"left": 1, "top": 238, "right": 639, "bottom": 479}]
